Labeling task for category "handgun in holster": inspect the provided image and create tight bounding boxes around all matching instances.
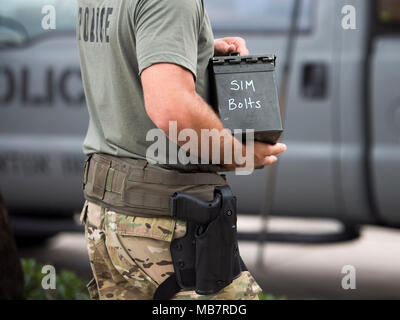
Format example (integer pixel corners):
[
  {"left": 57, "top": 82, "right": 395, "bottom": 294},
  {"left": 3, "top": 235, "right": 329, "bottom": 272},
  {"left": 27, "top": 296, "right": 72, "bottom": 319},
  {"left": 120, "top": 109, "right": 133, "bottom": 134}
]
[{"left": 153, "top": 185, "right": 247, "bottom": 300}]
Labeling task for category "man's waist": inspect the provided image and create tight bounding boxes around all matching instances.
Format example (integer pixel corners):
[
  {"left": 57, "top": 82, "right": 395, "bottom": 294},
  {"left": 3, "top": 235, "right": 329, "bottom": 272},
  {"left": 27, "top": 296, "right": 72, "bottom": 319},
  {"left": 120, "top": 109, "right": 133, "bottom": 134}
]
[{"left": 82, "top": 153, "right": 227, "bottom": 218}]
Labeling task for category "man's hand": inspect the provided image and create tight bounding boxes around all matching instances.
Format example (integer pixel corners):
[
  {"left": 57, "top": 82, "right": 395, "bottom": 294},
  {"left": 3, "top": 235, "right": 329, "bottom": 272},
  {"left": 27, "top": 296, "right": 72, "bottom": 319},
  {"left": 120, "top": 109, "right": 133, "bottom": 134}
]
[
  {"left": 214, "top": 37, "right": 249, "bottom": 56},
  {"left": 252, "top": 141, "right": 287, "bottom": 167},
  {"left": 222, "top": 141, "right": 287, "bottom": 172}
]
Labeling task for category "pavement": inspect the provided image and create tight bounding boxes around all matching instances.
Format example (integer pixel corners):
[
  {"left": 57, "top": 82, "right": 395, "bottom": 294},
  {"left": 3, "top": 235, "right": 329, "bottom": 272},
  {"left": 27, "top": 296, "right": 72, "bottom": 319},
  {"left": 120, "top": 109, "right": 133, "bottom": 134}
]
[{"left": 19, "top": 216, "right": 400, "bottom": 300}]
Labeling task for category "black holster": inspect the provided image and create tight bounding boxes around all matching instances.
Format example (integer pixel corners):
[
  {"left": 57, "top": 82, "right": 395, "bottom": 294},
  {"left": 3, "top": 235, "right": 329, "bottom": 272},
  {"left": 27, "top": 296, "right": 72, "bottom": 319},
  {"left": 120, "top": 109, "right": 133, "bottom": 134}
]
[{"left": 153, "top": 185, "right": 246, "bottom": 299}]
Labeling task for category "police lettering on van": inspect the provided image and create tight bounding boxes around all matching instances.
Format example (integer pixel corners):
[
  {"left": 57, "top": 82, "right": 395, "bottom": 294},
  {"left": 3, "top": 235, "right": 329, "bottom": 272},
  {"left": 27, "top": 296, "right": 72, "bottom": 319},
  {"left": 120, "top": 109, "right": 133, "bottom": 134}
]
[{"left": 0, "top": 66, "right": 85, "bottom": 106}]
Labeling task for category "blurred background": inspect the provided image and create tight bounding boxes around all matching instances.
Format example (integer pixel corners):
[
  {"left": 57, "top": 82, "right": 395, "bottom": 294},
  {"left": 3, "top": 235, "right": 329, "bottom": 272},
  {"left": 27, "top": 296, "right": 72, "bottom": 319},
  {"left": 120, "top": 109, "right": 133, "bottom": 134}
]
[{"left": 0, "top": 0, "right": 399, "bottom": 299}]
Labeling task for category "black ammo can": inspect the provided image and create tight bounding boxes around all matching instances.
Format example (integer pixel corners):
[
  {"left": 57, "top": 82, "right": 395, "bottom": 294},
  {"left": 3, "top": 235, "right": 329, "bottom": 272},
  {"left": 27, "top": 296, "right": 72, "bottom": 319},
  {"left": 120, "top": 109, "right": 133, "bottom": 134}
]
[{"left": 209, "top": 52, "right": 283, "bottom": 144}]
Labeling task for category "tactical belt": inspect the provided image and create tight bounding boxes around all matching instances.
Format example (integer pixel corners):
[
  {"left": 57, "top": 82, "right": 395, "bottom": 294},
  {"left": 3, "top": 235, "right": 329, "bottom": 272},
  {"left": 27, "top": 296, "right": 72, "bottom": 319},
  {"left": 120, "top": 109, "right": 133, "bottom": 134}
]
[
  {"left": 83, "top": 153, "right": 227, "bottom": 218},
  {"left": 83, "top": 153, "right": 246, "bottom": 299}
]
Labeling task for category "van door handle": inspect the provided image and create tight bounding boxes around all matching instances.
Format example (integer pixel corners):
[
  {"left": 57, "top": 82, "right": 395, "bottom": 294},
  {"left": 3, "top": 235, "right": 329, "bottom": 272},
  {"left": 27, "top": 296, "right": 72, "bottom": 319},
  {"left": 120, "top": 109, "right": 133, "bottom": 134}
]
[{"left": 301, "top": 63, "right": 328, "bottom": 99}]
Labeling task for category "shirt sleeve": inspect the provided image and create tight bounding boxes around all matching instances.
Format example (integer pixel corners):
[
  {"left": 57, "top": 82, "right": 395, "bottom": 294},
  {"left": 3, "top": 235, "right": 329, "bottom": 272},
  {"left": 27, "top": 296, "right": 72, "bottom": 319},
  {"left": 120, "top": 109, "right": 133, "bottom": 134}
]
[{"left": 133, "top": 0, "right": 203, "bottom": 78}]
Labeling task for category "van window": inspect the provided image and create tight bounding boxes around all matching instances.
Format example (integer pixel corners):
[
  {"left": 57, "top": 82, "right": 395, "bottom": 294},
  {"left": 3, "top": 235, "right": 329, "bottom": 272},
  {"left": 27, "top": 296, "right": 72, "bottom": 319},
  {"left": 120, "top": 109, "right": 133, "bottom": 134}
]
[
  {"left": 0, "top": 0, "right": 77, "bottom": 46},
  {"left": 205, "top": 0, "right": 314, "bottom": 32},
  {"left": 378, "top": 0, "right": 400, "bottom": 25}
]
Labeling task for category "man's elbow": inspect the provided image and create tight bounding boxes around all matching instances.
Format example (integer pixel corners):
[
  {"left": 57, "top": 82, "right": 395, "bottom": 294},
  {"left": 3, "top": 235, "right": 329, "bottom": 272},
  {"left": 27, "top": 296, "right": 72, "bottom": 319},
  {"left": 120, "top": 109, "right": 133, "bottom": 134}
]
[
  {"left": 144, "top": 96, "right": 191, "bottom": 133},
  {"left": 147, "top": 109, "right": 173, "bottom": 133}
]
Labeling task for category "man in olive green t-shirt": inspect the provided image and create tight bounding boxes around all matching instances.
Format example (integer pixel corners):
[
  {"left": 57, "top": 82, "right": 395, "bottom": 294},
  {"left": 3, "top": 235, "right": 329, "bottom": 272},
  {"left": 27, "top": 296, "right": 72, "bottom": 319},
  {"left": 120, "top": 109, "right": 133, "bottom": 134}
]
[{"left": 77, "top": 0, "right": 286, "bottom": 300}]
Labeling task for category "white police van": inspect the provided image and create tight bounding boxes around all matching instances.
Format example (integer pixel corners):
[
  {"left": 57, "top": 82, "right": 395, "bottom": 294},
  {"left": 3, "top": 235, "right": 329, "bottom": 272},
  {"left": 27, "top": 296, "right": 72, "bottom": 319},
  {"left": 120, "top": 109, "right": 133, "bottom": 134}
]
[{"left": 0, "top": 0, "right": 399, "bottom": 241}]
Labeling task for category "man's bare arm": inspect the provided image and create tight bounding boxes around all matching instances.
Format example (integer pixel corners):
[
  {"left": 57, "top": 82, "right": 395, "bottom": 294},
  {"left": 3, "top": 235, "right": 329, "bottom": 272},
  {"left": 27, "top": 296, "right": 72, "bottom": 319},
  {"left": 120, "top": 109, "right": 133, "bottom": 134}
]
[{"left": 141, "top": 63, "right": 286, "bottom": 168}]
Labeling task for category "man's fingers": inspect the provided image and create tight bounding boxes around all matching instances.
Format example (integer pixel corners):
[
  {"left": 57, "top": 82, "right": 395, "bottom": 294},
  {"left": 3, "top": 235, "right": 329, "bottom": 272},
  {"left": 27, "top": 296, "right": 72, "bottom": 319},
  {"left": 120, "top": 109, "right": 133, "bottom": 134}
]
[
  {"left": 226, "top": 44, "right": 236, "bottom": 54},
  {"left": 262, "top": 155, "right": 278, "bottom": 166},
  {"left": 215, "top": 41, "right": 236, "bottom": 55},
  {"left": 235, "top": 44, "right": 249, "bottom": 55},
  {"left": 237, "top": 46, "right": 249, "bottom": 56},
  {"left": 262, "top": 143, "right": 287, "bottom": 156},
  {"left": 233, "top": 38, "right": 249, "bottom": 55},
  {"left": 215, "top": 37, "right": 249, "bottom": 56}
]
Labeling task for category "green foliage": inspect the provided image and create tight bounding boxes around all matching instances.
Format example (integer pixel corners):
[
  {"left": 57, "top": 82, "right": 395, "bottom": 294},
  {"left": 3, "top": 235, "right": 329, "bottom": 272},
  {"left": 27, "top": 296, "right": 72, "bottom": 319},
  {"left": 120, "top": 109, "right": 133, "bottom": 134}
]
[
  {"left": 21, "top": 258, "right": 90, "bottom": 300},
  {"left": 258, "top": 292, "right": 286, "bottom": 300}
]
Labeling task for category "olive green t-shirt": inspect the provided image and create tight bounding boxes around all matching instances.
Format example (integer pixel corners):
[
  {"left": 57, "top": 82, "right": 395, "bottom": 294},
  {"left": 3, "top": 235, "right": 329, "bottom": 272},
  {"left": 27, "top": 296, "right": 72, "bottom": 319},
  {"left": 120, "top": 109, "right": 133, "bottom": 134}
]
[{"left": 77, "top": 0, "right": 215, "bottom": 171}]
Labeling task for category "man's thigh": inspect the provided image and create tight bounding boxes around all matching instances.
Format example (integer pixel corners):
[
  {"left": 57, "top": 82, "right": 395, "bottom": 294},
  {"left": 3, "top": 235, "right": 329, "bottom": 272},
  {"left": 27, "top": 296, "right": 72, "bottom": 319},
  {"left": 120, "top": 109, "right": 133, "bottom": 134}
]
[{"left": 83, "top": 201, "right": 179, "bottom": 299}]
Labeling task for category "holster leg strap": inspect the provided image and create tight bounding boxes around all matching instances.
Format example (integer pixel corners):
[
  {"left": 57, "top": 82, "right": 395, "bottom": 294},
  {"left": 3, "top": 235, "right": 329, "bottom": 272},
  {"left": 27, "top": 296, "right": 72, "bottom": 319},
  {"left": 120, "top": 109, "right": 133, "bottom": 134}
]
[{"left": 154, "top": 257, "right": 247, "bottom": 300}]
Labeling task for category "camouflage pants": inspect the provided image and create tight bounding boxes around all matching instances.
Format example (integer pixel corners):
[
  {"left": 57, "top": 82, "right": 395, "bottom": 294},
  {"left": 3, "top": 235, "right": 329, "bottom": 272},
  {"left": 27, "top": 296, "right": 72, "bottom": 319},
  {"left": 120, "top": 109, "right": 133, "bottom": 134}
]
[{"left": 80, "top": 200, "right": 262, "bottom": 300}]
